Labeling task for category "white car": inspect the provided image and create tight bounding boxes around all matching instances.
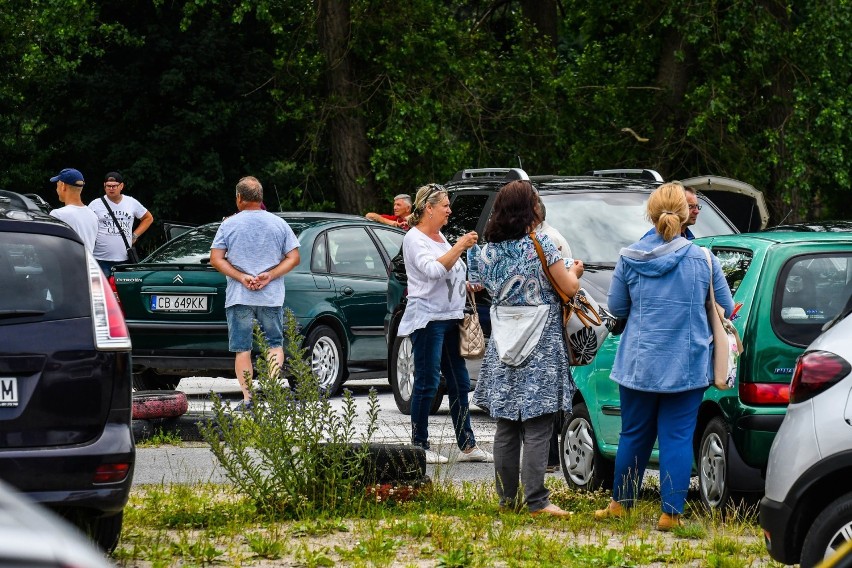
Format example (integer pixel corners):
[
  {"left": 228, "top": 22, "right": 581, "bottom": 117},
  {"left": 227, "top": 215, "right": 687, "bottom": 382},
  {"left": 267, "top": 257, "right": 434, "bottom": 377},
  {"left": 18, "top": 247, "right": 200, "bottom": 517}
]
[
  {"left": 0, "top": 479, "right": 114, "bottom": 567},
  {"left": 760, "top": 299, "right": 852, "bottom": 567}
]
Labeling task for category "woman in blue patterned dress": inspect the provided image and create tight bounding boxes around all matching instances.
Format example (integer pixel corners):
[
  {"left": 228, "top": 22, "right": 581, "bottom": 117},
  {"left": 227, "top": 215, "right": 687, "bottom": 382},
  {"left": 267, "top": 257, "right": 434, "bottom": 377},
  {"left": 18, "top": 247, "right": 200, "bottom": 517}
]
[{"left": 468, "top": 180, "right": 584, "bottom": 517}]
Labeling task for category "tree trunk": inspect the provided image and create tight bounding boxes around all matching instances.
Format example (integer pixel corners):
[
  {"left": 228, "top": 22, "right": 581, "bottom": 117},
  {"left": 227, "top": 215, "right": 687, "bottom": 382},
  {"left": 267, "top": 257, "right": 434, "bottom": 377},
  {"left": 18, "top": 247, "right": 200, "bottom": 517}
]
[
  {"left": 316, "top": 0, "right": 377, "bottom": 214},
  {"left": 758, "top": 0, "right": 797, "bottom": 222},
  {"left": 520, "top": 0, "right": 557, "bottom": 49},
  {"left": 651, "top": 27, "right": 695, "bottom": 177}
]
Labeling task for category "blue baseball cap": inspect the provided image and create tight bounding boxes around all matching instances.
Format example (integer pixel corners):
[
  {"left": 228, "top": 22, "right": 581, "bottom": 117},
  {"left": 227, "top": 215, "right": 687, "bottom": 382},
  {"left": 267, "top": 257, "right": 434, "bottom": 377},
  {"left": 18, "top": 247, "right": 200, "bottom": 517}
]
[{"left": 49, "top": 168, "right": 85, "bottom": 187}]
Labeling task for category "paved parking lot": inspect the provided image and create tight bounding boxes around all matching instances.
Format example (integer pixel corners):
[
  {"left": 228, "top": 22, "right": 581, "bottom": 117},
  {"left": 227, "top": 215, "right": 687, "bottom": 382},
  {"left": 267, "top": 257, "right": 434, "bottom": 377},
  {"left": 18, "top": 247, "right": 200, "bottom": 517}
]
[
  {"left": 133, "top": 376, "right": 501, "bottom": 485},
  {"left": 179, "top": 376, "right": 497, "bottom": 447}
]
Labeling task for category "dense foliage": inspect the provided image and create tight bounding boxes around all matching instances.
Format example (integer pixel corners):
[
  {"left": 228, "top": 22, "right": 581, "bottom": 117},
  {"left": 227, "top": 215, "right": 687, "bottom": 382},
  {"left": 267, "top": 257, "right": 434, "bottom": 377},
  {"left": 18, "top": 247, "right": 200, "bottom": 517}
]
[{"left": 1, "top": 0, "right": 848, "bottom": 230}]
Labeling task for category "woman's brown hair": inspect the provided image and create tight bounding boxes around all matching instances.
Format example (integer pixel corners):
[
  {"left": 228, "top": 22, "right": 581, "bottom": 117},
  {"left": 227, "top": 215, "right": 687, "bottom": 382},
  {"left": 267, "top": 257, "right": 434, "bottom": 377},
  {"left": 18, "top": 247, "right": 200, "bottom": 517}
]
[{"left": 483, "top": 180, "right": 542, "bottom": 242}]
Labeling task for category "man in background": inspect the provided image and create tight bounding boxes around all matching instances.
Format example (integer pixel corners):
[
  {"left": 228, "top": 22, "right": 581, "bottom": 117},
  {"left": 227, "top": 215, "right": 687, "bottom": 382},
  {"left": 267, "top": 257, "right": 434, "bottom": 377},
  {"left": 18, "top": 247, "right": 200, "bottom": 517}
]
[
  {"left": 682, "top": 187, "right": 700, "bottom": 240},
  {"left": 210, "top": 176, "right": 301, "bottom": 411},
  {"left": 88, "top": 171, "right": 153, "bottom": 274},
  {"left": 49, "top": 168, "right": 98, "bottom": 253},
  {"left": 365, "top": 194, "right": 412, "bottom": 230}
]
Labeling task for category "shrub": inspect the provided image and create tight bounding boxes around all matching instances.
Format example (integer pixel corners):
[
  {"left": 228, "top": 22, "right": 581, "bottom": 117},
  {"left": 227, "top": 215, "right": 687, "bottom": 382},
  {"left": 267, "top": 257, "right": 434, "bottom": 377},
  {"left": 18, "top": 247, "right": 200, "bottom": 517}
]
[{"left": 199, "top": 309, "right": 380, "bottom": 518}]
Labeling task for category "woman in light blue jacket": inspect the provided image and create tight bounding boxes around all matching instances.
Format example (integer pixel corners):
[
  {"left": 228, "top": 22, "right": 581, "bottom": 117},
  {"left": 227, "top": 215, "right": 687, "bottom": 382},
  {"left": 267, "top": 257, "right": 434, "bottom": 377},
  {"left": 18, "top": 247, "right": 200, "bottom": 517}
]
[{"left": 595, "top": 182, "right": 734, "bottom": 530}]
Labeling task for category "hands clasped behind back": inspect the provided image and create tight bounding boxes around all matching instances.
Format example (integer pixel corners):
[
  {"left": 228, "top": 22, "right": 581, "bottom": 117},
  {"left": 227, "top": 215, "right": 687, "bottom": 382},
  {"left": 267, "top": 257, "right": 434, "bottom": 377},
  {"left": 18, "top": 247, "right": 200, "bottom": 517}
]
[{"left": 239, "top": 272, "right": 271, "bottom": 291}]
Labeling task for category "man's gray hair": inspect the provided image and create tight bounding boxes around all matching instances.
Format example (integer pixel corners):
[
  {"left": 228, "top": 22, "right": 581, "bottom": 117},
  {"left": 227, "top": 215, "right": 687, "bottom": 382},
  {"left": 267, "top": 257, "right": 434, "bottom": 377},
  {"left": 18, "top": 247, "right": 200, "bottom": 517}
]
[
  {"left": 236, "top": 176, "right": 263, "bottom": 202},
  {"left": 394, "top": 193, "right": 412, "bottom": 206}
]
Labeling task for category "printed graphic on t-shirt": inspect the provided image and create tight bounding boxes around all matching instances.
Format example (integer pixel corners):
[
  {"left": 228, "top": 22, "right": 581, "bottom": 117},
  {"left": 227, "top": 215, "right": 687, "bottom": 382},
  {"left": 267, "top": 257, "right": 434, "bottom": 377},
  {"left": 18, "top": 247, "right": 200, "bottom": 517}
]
[
  {"left": 444, "top": 267, "right": 466, "bottom": 302},
  {"left": 99, "top": 210, "right": 134, "bottom": 236}
]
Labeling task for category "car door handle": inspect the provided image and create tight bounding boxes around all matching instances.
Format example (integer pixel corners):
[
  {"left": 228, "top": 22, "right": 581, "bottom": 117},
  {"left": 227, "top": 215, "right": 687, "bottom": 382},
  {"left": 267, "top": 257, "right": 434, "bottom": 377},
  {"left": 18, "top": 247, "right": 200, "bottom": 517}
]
[{"left": 341, "top": 286, "right": 354, "bottom": 296}]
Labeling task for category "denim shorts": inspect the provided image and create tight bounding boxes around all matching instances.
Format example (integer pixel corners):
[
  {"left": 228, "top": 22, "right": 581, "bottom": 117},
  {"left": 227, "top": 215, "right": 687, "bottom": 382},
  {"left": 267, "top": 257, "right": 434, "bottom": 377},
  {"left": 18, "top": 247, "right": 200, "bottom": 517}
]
[{"left": 225, "top": 305, "right": 284, "bottom": 352}]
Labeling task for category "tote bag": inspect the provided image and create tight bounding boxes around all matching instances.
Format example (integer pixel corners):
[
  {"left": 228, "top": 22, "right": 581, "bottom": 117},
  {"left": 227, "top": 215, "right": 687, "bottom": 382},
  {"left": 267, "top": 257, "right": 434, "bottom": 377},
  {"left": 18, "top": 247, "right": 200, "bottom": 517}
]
[{"left": 702, "top": 247, "right": 743, "bottom": 390}]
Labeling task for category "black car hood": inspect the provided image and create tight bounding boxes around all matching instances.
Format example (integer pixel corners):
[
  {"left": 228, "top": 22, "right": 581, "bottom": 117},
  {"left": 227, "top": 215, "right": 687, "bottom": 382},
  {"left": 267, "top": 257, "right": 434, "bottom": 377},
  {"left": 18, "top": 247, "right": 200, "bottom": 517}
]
[{"left": 578, "top": 265, "right": 614, "bottom": 308}]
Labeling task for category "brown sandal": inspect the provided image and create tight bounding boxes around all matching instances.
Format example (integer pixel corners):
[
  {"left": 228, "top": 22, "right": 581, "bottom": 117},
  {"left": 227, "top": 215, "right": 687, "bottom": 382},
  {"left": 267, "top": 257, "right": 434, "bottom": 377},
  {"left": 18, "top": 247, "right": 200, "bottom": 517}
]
[{"left": 594, "top": 500, "right": 627, "bottom": 520}]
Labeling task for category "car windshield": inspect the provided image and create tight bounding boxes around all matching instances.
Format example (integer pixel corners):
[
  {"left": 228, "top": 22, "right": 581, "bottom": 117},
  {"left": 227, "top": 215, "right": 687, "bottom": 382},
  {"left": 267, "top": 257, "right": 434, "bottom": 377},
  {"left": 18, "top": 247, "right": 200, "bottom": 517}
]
[{"left": 541, "top": 192, "right": 734, "bottom": 264}]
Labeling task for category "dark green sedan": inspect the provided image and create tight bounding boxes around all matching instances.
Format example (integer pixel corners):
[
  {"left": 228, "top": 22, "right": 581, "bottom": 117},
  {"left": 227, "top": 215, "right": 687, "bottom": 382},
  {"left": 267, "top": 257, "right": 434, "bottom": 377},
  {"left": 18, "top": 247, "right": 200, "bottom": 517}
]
[{"left": 112, "top": 212, "right": 406, "bottom": 394}]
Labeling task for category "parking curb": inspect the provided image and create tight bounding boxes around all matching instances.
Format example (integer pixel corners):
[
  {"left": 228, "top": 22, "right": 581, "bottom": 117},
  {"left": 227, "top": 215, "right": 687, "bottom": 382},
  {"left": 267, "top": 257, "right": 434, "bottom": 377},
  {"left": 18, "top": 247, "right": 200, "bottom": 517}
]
[{"left": 132, "top": 412, "right": 429, "bottom": 485}]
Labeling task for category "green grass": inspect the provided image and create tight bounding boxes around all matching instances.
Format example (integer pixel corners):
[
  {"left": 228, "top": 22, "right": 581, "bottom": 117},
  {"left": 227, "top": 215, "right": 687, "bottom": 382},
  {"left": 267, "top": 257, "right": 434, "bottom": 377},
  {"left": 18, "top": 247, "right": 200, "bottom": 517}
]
[
  {"left": 117, "top": 316, "right": 787, "bottom": 566},
  {"left": 135, "top": 428, "right": 184, "bottom": 447},
  {"left": 115, "top": 479, "right": 787, "bottom": 567}
]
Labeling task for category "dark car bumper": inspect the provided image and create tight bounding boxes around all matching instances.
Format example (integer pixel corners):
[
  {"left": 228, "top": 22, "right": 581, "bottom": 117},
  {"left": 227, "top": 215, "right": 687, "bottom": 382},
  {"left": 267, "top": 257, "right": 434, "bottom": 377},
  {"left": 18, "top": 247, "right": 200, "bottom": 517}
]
[
  {"left": 0, "top": 422, "right": 135, "bottom": 514},
  {"left": 760, "top": 495, "right": 796, "bottom": 565}
]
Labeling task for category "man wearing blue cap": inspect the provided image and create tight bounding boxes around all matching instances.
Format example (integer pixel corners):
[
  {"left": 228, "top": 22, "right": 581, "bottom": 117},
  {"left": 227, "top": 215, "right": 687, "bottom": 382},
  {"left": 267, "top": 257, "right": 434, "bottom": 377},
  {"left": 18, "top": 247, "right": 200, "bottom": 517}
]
[{"left": 49, "top": 168, "right": 98, "bottom": 253}]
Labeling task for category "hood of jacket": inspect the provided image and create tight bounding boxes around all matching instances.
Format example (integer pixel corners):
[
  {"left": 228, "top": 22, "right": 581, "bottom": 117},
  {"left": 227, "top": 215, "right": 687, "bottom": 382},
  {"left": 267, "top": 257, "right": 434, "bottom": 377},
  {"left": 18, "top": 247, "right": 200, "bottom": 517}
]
[{"left": 619, "top": 233, "right": 692, "bottom": 277}]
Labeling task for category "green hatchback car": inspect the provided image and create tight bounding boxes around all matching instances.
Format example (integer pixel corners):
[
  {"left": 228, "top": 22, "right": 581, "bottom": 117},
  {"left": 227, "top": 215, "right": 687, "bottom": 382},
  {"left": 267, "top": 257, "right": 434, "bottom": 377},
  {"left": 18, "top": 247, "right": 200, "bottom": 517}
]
[
  {"left": 112, "top": 212, "right": 406, "bottom": 394},
  {"left": 562, "top": 230, "right": 852, "bottom": 509}
]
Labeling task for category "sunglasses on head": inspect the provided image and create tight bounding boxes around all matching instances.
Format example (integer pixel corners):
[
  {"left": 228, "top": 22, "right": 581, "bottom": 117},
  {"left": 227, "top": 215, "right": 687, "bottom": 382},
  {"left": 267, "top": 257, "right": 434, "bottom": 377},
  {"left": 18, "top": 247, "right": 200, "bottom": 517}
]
[{"left": 419, "top": 183, "right": 445, "bottom": 209}]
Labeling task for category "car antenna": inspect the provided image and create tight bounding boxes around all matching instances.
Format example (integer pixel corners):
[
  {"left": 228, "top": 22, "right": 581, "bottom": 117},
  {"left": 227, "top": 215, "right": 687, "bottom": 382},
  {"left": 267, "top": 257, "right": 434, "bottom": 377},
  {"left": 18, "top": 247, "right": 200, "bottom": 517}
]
[
  {"left": 517, "top": 155, "right": 523, "bottom": 170},
  {"left": 777, "top": 209, "right": 793, "bottom": 226},
  {"left": 273, "top": 184, "right": 282, "bottom": 211}
]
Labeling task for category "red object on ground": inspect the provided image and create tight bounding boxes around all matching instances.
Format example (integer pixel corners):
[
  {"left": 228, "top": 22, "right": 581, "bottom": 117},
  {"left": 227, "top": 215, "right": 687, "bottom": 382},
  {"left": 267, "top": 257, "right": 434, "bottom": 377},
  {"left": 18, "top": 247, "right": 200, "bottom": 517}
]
[{"left": 132, "top": 391, "right": 189, "bottom": 420}]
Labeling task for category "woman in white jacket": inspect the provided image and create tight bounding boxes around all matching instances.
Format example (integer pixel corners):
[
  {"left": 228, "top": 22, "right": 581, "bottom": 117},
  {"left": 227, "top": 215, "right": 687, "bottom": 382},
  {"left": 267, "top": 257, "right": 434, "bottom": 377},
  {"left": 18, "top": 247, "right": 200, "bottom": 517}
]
[{"left": 397, "top": 183, "right": 493, "bottom": 465}]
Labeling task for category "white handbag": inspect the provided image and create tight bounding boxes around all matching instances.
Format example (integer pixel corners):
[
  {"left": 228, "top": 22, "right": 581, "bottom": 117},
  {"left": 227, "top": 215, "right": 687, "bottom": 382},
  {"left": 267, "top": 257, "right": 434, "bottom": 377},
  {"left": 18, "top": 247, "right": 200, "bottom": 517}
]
[
  {"left": 490, "top": 305, "right": 550, "bottom": 367},
  {"left": 702, "top": 247, "right": 743, "bottom": 390}
]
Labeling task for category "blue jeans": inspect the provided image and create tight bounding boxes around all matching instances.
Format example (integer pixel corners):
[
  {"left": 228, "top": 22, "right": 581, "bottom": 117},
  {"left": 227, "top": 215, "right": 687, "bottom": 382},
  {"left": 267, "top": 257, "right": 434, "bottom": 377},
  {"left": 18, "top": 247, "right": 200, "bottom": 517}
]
[
  {"left": 97, "top": 259, "right": 118, "bottom": 276},
  {"left": 612, "top": 384, "right": 705, "bottom": 514},
  {"left": 410, "top": 319, "right": 476, "bottom": 451},
  {"left": 225, "top": 305, "right": 284, "bottom": 352}
]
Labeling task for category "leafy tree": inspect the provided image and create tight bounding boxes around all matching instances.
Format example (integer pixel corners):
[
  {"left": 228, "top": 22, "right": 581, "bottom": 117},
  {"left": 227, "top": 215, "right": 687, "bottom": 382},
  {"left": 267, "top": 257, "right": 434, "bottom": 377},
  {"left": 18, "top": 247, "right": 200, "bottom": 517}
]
[{"left": 2, "top": 0, "right": 848, "bottom": 225}]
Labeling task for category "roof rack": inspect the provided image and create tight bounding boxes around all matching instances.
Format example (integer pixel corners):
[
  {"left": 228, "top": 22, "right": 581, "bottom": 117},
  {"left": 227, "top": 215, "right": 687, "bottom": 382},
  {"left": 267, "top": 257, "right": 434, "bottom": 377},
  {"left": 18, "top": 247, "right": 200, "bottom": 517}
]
[
  {"left": 585, "top": 169, "right": 663, "bottom": 182},
  {"left": 451, "top": 168, "right": 529, "bottom": 182}
]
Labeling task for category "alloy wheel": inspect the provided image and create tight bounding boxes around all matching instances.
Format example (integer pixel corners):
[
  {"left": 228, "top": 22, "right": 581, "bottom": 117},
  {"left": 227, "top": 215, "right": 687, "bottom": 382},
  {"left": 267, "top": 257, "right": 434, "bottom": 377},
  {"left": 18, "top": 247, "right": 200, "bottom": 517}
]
[
  {"left": 311, "top": 336, "right": 340, "bottom": 391},
  {"left": 396, "top": 336, "right": 415, "bottom": 402},
  {"left": 699, "top": 431, "right": 727, "bottom": 508}
]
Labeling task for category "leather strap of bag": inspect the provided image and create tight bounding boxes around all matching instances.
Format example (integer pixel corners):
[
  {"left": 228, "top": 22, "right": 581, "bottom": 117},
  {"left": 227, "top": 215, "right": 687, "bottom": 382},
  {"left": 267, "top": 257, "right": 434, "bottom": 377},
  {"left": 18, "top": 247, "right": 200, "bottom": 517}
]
[
  {"left": 530, "top": 232, "right": 571, "bottom": 304},
  {"left": 531, "top": 233, "right": 604, "bottom": 328},
  {"left": 100, "top": 196, "right": 132, "bottom": 250},
  {"left": 466, "top": 288, "right": 477, "bottom": 313},
  {"left": 530, "top": 232, "right": 575, "bottom": 327}
]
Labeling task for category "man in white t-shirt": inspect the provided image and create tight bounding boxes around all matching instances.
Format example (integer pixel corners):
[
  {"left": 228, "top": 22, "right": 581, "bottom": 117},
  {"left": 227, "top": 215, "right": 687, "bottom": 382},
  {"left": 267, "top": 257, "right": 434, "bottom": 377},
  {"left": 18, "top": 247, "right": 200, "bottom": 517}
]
[
  {"left": 210, "top": 176, "right": 301, "bottom": 410},
  {"left": 48, "top": 168, "right": 98, "bottom": 253},
  {"left": 88, "top": 171, "right": 154, "bottom": 275}
]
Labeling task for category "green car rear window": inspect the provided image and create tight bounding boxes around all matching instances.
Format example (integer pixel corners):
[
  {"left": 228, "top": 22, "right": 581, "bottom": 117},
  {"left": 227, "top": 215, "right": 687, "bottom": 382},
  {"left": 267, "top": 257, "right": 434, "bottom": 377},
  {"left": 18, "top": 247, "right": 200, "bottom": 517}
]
[
  {"left": 772, "top": 253, "right": 852, "bottom": 346},
  {"left": 146, "top": 224, "right": 221, "bottom": 264},
  {"left": 147, "top": 219, "right": 310, "bottom": 265}
]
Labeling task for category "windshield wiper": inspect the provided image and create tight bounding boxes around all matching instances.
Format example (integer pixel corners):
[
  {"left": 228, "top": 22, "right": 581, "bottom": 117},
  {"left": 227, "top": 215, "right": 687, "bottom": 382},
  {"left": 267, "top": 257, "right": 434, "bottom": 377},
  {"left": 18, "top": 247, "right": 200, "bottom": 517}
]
[{"left": 582, "top": 263, "right": 616, "bottom": 270}]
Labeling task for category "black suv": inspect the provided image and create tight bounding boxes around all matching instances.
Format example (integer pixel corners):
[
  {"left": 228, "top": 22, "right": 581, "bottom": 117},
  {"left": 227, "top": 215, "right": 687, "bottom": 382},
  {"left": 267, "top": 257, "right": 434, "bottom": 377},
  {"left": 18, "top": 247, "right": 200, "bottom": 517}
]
[
  {"left": 0, "top": 193, "right": 134, "bottom": 552},
  {"left": 384, "top": 167, "right": 750, "bottom": 414}
]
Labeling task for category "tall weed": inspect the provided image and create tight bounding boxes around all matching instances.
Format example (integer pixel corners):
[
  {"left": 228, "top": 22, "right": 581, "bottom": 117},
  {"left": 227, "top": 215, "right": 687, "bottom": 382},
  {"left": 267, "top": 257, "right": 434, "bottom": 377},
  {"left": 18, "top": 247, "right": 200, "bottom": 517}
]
[{"left": 199, "top": 310, "right": 380, "bottom": 518}]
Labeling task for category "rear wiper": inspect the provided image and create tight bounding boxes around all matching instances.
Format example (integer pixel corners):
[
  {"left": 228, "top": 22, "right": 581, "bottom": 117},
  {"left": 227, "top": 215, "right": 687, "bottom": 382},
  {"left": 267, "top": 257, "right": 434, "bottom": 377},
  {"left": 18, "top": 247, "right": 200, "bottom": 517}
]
[{"left": 0, "top": 310, "right": 46, "bottom": 318}]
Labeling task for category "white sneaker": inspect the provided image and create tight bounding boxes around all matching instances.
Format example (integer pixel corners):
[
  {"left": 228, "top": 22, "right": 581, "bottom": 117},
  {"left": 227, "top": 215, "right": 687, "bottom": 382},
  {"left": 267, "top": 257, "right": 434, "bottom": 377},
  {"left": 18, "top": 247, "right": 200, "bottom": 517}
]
[
  {"left": 456, "top": 446, "right": 494, "bottom": 463},
  {"left": 423, "top": 449, "right": 449, "bottom": 464}
]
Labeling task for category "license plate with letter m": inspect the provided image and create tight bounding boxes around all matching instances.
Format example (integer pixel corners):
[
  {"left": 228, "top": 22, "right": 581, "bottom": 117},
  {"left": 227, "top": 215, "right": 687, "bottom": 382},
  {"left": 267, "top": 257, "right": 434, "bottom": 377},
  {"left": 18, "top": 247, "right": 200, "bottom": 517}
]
[{"left": 0, "top": 377, "right": 18, "bottom": 407}]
